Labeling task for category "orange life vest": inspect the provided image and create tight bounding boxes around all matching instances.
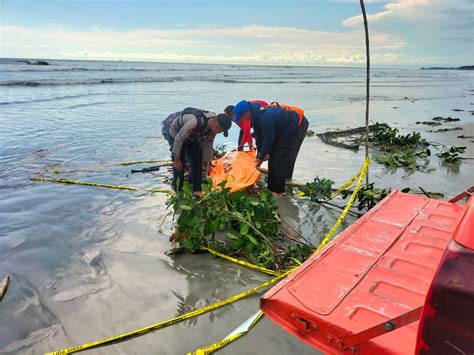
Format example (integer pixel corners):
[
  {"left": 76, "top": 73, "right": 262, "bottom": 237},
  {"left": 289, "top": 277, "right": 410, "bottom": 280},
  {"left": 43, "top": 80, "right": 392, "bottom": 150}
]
[{"left": 270, "top": 102, "right": 305, "bottom": 125}]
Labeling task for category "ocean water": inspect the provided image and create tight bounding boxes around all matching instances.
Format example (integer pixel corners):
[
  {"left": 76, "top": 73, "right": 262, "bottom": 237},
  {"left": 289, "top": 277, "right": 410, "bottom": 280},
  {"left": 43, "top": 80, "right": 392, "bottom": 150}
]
[{"left": 0, "top": 58, "right": 473, "bottom": 354}]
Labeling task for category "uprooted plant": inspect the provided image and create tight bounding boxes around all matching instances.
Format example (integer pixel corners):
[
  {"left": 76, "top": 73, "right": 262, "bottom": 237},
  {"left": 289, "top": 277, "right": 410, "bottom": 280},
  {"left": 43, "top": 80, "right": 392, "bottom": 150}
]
[
  {"left": 297, "top": 177, "right": 334, "bottom": 201},
  {"left": 374, "top": 148, "right": 430, "bottom": 170},
  {"left": 340, "top": 184, "right": 411, "bottom": 210},
  {"left": 167, "top": 180, "right": 314, "bottom": 270},
  {"left": 369, "top": 122, "right": 431, "bottom": 169},
  {"left": 436, "top": 145, "right": 466, "bottom": 163}
]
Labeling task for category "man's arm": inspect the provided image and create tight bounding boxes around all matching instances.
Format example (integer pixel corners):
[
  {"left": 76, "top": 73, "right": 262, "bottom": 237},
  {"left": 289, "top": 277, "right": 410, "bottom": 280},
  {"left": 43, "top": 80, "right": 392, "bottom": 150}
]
[
  {"left": 258, "top": 113, "right": 276, "bottom": 161},
  {"left": 200, "top": 133, "right": 215, "bottom": 173},
  {"left": 171, "top": 114, "right": 198, "bottom": 166}
]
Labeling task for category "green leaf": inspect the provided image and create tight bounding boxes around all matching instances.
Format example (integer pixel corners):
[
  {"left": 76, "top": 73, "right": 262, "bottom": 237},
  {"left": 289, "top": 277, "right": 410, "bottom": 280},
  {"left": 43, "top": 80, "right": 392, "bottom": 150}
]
[
  {"left": 240, "top": 223, "right": 250, "bottom": 235},
  {"left": 181, "top": 239, "right": 194, "bottom": 249},
  {"left": 247, "top": 234, "right": 259, "bottom": 245},
  {"left": 181, "top": 204, "right": 192, "bottom": 211},
  {"left": 227, "top": 232, "right": 239, "bottom": 240}
]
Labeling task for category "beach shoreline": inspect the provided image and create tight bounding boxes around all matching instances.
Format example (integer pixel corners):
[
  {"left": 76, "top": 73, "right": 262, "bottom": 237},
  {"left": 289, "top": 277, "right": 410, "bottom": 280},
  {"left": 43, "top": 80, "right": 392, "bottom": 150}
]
[{"left": 0, "top": 61, "right": 473, "bottom": 354}]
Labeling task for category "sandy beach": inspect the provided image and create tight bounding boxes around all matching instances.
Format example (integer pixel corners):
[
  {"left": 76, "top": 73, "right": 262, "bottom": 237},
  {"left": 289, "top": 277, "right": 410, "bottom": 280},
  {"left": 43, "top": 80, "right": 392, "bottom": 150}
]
[{"left": 0, "top": 60, "right": 473, "bottom": 354}]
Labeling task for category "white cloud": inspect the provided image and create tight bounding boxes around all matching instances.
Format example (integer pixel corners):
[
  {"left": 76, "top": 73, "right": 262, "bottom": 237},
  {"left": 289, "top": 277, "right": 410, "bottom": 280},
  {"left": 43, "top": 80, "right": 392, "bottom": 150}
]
[
  {"left": 55, "top": 49, "right": 410, "bottom": 65},
  {"left": 1, "top": 1, "right": 471, "bottom": 68},
  {"left": 340, "top": 0, "right": 473, "bottom": 65},
  {"left": 343, "top": 0, "right": 473, "bottom": 34},
  {"left": 343, "top": 0, "right": 431, "bottom": 27},
  {"left": 1, "top": 24, "right": 406, "bottom": 65}
]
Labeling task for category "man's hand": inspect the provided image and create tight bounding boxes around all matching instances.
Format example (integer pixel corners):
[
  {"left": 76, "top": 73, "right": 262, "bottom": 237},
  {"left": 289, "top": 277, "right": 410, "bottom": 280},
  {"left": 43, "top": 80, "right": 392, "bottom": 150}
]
[{"left": 173, "top": 158, "right": 183, "bottom": 171}]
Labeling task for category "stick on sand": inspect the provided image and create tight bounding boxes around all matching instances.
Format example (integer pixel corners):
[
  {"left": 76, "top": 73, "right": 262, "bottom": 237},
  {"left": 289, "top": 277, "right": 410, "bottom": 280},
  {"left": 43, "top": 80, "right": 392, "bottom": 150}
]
[{"left": 0, "top": 275, "right": 11, "bottom": 300}]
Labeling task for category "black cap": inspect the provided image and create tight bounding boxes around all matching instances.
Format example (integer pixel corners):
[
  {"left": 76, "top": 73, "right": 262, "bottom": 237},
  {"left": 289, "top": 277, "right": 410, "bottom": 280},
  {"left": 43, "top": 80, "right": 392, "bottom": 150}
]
[
  {"left": 217, "top": 113, "right": 232, "bottom": 137},
  {"left": 224, "top": 105, "right": 234, "bottom": 116}
]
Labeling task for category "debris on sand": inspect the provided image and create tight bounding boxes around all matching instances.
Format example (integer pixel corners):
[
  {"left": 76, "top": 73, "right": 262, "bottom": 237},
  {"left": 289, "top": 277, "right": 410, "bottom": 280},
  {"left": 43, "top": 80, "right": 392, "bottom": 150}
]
[
  {"left": 432, "top": 116, "right": 460, "bottom": 122},
  {"left": 0, "top": 275, "right": 10, "bottom": 301},
  {"left": 428, "top": 127, "right": 463, "bottom": 133},
  {"left": 416, "top": 121, "right": 442, "bottom": 126}
]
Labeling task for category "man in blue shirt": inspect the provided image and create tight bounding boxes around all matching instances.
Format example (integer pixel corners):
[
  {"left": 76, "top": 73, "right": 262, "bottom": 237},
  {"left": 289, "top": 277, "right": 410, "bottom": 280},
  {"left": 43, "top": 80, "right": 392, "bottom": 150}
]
[{"left": 233, "top": 100, "right": 308, "bottom": 193}]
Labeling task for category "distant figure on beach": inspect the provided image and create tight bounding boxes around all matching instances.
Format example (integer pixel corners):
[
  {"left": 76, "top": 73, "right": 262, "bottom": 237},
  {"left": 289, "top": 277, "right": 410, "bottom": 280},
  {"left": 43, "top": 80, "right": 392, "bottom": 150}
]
[
  {"left": 162, "top": 108, "right": 232, "bottom": 195},
  {"left": 232, "top": 100, "right": 309, "bottom": 193},
  {"left": 224, "top": 100, "right": 269, "bottom": 151}
]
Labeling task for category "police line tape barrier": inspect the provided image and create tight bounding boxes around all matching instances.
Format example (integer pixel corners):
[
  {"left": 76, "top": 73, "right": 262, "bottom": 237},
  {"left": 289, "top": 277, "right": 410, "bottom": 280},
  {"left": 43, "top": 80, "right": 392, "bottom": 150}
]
[
  {"left": 46, "top": 271, "right": 291, "bottom": 354},
  {"left": 188, "top": 157, "right": 371, "bottom": 354},
  {"left": 30, "top": 177, "right": 172, "bottom": 195},
  {"left": 314, "top": 156, "right": 370, "bottom": 253},
  {"left": 190, "top": 310, "right": 264, "bottom": 355},
  {"left": 330, "top": 166, "right": 364, "bottom": 199},
  {"left": 45, "top": 158, "right": 370, "bottom": 354},
  {"left": 118, "top": 159, "right": 172, "bottom": 166},
  {"left": 201, "top": 247, "right": 283, "bottom": 277}
]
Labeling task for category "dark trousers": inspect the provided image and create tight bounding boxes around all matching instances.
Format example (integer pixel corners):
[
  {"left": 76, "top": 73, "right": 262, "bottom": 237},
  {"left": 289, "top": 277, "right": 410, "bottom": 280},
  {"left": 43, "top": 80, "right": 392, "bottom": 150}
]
[
  {"left": 237, "top": 129, "right": 243, "bottom": 151},
  {"left": 286, "top": 116, "right": 309, "bottom": 179},
  {"left": 268, "top": 130, "right": 299, "bottom": 193},
  {"left": 172, "top": 140, "right": 203, "bottom": 192}
]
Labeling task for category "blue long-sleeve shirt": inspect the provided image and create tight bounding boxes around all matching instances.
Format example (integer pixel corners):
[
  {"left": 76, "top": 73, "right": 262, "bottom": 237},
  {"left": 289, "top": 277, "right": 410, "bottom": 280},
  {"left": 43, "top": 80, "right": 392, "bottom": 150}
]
[{"left": 252, "top": 106, "right": 299, "bottom": 160}]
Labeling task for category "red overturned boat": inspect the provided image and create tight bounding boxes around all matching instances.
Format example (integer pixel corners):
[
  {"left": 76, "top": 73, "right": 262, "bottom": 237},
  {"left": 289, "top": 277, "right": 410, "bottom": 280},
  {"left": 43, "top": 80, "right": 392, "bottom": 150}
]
[{"left": 261, "top": 188, "right": 474, "bottom": 354}]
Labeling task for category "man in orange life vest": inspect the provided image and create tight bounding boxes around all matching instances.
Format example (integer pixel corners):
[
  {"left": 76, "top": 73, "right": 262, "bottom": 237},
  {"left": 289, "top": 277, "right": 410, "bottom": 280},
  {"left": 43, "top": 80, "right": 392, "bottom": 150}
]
[
  {"left": 232, "top": 100, "right": 309, "bottom": 193},
  {"left": 224, "top": 100, "right": 269, "bottom": 151}
]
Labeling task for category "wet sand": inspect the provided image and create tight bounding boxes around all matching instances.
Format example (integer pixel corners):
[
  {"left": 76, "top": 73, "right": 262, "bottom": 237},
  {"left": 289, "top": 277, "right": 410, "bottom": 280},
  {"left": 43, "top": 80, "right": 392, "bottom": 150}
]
[
  {"left": 1, "top": 64, "right": 473, "bottom": 354},
  {"left": 3, "top": 117, "right": 472, "bottom": 354}
]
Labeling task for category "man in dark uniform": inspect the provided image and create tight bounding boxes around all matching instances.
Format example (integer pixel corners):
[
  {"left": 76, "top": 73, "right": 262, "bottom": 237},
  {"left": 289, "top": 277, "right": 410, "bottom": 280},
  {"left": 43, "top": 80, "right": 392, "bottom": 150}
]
[{"left": 232, "top": 100, "right": 308, "bottom": 193}]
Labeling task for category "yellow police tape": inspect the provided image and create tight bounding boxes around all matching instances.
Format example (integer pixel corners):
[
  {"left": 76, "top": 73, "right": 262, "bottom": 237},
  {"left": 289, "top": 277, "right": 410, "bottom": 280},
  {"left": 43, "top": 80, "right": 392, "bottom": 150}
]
[
  {"left": 45, "top": 157, "right": 370, "bottom": 354},
  {"left": 31, "top": 177, "right": 172, "bottom": 195},
  {"left": 314, "top": 156, "right": 370, "bottom": 253},
  {"left": 45, "top": 271, "right": 290, "bottom": 354},
  {"left": 330, "top": 168, "right": 363, "bottom": 199},
  {"left": 190, "top": 311, "right": 265, "bottom": 355},
  {"left": 118, "top": 159, "right": 172, "bottom": 166},
  {"left": 201, "top": 247, "right": 282, "bottom": 277}
]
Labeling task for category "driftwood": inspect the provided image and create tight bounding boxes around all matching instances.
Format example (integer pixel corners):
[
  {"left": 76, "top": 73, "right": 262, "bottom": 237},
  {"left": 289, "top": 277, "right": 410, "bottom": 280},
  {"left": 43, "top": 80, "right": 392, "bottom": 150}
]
[
  {"left": 131, "top": 163, "right": 172, "bottom": 174},
  {"left": 317, "top": 124, "right": 379, "bottom": 150},
  {"left": 0, "top": 275, "right": 10, "bottom": 300}
]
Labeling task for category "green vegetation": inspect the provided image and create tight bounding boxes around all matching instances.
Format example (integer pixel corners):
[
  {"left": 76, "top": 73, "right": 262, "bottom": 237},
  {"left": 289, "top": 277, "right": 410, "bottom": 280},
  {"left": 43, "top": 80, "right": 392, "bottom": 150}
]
[
  {"left": 297, "top": 177, "right": 334, "bottom": 201},
  {"left": 168, "top": 181, "right": 313, "bottom": 270},
  {"left": 213, "top": 143, "right": 228, "bottom": 159},
  {"left": 340, "top": 184, "right": 410, "bottom": 210},
  {"left": 374, "top": 148, "right": 430, "bottom": 170},
  {"left": 370, "top": 123, "right": 428, "bottom": 151},
  {"left": 437, "top": 146, "right": 466, "bottom": 163},
  {"left": 306, "top": 129, "right": 315, "bottom": 137},
  {"left": 369, "top": 123, "right": 432, "bottom": 169}
]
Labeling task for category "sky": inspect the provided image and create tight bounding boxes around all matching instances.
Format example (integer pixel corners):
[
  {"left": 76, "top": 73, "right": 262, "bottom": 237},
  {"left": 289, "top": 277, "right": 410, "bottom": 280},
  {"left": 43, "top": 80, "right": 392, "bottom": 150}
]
[{"left": 0, "top": 0, "right": 472, "bottom": 66}]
